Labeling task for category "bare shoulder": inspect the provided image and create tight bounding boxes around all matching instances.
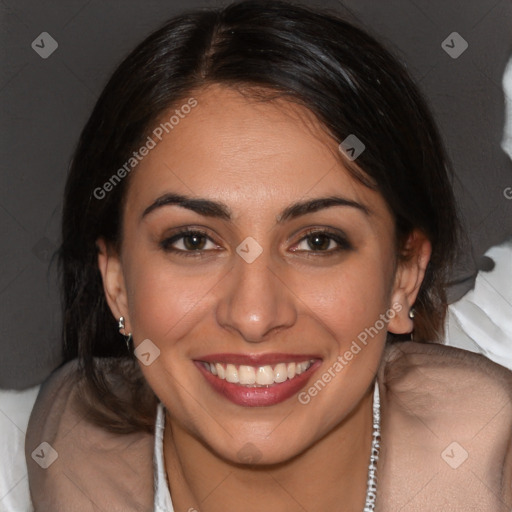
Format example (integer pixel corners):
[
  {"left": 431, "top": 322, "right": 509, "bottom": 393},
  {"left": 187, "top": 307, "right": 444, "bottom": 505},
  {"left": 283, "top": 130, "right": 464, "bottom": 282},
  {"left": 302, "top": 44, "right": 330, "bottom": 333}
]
[
  {"left": 378, "top": 342, "right": 512, "bottom": 511},
  {"left": 25, "top": 358, "right": 155, "bottom": 512}
]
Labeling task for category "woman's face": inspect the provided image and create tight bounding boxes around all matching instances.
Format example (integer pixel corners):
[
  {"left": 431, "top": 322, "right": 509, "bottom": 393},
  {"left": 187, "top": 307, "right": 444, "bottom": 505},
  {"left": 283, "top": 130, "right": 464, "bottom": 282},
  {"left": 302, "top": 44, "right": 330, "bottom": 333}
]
[{"left": 99, "top": 84, "right": 423, "bottom": 464}]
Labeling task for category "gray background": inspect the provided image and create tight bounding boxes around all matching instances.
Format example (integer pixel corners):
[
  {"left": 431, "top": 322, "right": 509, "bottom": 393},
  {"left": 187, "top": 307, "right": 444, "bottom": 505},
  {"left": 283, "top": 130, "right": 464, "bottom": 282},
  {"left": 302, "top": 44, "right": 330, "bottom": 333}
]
[{"left": 1, "top": 0, "right": 511, "bottom": 389}]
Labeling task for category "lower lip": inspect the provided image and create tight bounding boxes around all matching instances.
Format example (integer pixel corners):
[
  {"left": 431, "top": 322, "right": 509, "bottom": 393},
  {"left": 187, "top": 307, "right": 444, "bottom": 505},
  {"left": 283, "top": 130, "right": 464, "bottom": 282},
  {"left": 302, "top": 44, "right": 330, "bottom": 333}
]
[{"left": 194, "top": 361, "right": 321, "bottom": 407}]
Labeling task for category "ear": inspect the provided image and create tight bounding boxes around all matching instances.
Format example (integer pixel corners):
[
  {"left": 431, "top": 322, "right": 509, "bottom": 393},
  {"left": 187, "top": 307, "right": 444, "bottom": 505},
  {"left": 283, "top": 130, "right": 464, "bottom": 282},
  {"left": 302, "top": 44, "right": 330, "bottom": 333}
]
[
  {"left": 96, "top": 237, "right": 130, "bottom": 331},
  {"left": 387, "top": 229, "right": 432, "bottom": 335}
]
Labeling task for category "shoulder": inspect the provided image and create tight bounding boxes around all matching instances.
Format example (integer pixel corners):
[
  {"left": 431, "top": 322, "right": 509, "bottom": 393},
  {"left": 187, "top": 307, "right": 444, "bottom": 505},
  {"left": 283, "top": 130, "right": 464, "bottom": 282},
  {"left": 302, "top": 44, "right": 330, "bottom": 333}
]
[
  {"left": 25, "top": 357, "right": 156, "bottom": 512},
  {"left": 378, "top": 342, "right": 512, "bottom": 511},
  {"left": 382, "top": 340, "right": 512, "bottom": 402}
]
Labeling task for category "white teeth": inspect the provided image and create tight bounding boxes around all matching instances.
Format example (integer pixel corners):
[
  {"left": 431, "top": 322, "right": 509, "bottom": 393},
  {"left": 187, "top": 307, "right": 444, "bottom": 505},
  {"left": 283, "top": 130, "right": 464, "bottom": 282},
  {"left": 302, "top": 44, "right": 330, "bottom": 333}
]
[
  {"left": 225, "top": 364, "right": 239, "bottom": 383},
  {"left": 287, "top": 362, "right": 296, "bottom": 379},
  {"left": 238, "top": 365, "right": 256, "bottom": 385},
  {"left": 256, "top": 365, "right": 274, "bottom": 385},
  {"left": 215, "top": 363, "right": 225, "bottom": 379},
  {"left": 274, "top": 363, "right": 288, "bottom": 383},
  {"left": 296, "top": 362, "right": 308, "bottom": 375},
  {"left": 203, "top": 360, "right": 314, "bottom": 386}
]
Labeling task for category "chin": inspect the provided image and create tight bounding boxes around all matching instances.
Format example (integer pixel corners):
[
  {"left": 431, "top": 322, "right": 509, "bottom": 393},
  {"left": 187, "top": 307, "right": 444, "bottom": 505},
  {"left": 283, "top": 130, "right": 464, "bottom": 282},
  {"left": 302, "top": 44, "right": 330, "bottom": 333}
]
[{"left": 214, "top": 437, "right": 308, "bottom": 467}]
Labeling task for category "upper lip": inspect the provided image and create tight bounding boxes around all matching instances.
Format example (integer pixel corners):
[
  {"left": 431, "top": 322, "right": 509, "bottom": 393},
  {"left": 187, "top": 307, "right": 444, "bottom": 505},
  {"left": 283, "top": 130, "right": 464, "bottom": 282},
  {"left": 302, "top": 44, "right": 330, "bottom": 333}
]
[{"left": 195, "top": 353, "right": 321, "bottom": 366}]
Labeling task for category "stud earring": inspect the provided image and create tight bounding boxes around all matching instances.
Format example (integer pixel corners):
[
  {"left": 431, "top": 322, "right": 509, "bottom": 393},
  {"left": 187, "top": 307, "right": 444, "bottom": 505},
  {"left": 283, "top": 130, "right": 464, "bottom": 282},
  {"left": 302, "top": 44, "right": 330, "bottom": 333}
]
[{"left": 118, "top": 316, "right": 133, "bottom": 352}]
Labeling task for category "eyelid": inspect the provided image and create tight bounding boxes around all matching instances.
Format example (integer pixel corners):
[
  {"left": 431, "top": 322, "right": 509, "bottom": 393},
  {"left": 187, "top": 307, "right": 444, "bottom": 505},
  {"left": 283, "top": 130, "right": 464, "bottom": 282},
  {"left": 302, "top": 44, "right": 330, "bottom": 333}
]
[
  {"left": 290, "top": 227, "right": 353, "bottom": 253},
  {"left": 159, "top": 227, "right": 220, "bottom": 256},
  {"left": 160, "top": 226, "right": 352, "bottom": 256}
]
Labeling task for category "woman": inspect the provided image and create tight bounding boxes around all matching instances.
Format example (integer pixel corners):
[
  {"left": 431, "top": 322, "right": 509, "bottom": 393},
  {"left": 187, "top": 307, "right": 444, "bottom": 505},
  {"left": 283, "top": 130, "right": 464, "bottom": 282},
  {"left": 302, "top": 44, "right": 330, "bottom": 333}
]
[{"left": 25, "top": 1, "right": 512, "bottom": 511}]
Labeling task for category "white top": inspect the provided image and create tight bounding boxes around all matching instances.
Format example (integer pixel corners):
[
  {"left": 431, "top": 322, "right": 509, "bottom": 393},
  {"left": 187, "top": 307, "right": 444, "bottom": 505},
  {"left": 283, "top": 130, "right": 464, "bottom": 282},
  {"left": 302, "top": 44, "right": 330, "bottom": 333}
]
[{"left": 154, "top": 401, "right": 175, "bottom": 512}]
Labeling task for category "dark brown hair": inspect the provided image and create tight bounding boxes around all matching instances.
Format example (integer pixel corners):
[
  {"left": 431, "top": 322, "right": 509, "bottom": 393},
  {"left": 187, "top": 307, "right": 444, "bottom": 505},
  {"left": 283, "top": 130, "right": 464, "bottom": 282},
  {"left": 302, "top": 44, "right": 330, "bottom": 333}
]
[{"left": 60, "top": 0, "right": 460, "bottom": 433}]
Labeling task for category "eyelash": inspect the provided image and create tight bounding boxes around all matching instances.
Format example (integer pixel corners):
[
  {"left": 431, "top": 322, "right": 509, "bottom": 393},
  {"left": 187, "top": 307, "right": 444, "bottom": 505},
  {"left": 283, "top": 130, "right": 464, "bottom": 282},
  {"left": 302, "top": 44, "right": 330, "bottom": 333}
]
[{"left": 160, "top": 227, "right": 353, "bottom": 258}]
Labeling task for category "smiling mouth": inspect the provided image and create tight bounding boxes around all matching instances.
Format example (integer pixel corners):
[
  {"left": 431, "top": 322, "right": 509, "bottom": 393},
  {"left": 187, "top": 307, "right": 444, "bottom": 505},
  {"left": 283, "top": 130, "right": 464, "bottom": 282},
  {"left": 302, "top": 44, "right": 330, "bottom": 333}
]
[{"left": 199, "top": 360, "right": 316, "bottom": 387}]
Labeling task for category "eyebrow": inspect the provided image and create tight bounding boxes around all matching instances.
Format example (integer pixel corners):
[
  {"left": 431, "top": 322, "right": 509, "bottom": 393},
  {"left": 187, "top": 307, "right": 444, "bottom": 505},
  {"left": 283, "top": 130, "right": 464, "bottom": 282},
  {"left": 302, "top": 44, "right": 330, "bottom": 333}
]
[{"left": 141, "top": 193, "right": 370, "bottom": 223}]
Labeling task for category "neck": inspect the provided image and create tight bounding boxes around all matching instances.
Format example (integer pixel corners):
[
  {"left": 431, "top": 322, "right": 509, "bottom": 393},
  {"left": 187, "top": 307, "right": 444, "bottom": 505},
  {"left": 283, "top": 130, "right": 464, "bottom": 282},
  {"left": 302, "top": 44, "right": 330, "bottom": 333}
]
[{"left": 164, "top": 386, "right": 375, "bottom": 512}]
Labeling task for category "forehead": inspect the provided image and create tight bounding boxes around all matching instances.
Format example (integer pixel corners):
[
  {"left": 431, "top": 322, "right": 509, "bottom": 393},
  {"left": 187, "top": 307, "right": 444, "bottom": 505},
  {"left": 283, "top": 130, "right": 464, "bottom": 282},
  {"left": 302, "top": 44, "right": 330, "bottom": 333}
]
[{"left": 125, "top": 84, "right": 389, "bottom": 221}]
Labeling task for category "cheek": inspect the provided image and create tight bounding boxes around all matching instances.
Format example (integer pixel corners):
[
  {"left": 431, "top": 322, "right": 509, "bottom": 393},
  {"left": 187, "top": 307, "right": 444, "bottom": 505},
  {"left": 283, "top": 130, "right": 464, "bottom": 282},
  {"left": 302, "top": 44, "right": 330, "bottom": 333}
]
[
  {"left": 122, "top": 254, "right": 220, "bottom": 344},
  {"left": 295, "top": 254, "right": 394, "bottom": 341}
]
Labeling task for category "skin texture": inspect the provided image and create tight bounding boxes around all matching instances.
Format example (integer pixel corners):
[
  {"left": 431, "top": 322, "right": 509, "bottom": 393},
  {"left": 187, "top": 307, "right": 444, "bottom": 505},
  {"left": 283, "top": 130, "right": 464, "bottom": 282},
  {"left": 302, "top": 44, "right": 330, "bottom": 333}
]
[{"left": 97, "top": 84, "right": 431, "bottom": 512}]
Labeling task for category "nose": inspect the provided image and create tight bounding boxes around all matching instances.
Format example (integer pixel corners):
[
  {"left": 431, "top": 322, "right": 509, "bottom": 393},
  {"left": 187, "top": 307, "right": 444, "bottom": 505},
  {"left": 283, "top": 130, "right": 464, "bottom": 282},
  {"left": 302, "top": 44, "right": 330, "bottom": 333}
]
[{"left": 215, "top": 248, "right": 297, "bottom": 343}]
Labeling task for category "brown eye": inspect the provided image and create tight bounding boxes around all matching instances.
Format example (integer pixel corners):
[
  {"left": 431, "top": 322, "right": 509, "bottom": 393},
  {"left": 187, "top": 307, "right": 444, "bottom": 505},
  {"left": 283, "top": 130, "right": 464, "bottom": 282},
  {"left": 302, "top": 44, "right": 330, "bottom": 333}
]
[
  {"left": 160, "top": 229, "right": 219, "bottom": 256},
  {"left": 305, "top": 233, "right": 332, "bottom": 251},
  {"left": 291, "top": 229, "right": 353, "bottom": 254},
  {"left": 181, "top": 232, "right": 207, "bottom": 250}
]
